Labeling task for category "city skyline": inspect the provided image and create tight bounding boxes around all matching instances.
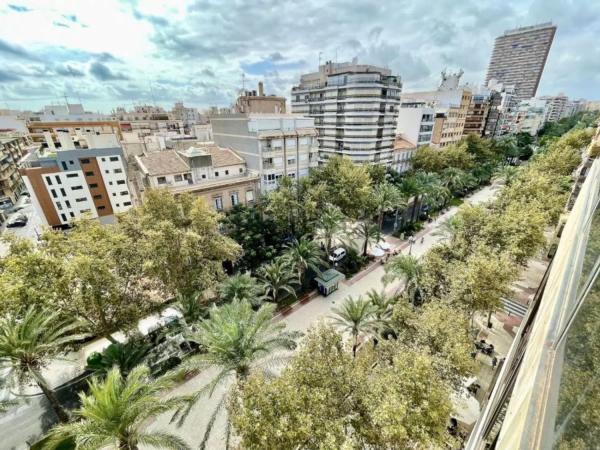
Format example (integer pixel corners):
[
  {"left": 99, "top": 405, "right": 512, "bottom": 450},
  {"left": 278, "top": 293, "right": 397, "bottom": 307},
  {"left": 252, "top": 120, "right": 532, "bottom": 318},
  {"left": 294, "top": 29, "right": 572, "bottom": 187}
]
[{"left": 0, "top": 0, "right": 599, "bottom": 112}]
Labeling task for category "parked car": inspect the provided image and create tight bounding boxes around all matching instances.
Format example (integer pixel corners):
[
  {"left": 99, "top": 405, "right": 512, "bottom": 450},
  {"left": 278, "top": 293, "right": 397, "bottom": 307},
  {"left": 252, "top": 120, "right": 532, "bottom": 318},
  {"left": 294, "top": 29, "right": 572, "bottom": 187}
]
[
  {"left": 6, "top": 213, "right": 28, "bottom": 228},
  {"left": 329, "top": 247, "right": 347, "bottom": 263}
]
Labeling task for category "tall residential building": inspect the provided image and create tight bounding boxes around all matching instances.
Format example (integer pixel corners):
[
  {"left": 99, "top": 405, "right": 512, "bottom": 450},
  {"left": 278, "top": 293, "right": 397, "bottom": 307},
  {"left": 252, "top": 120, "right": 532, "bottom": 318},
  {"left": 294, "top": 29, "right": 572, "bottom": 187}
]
[
  {"left": 291, "top": 59, "right": 402, "bottom": 165},
  {"left": 135, "top": 144, "right": 259, "bottom": 211},
  {"left": 540, "top": 93, "right": 569, "bottom": 122},
  {"left": 485, "top": 23, "right": 556, "bottom": 101},
  {"left": 467, "top": 126, "right": 600, "bottom": 450},
  {"left": 234, "top": 82, "right": 287, "bottom": 114},
  {"left": 483, "top": 79, "right": 519, "bottom": 137},
  {"left": 463, "top": 87, "right": 491, "bottom": 137},
  {"left": 211, "top": 113, "right": 318, "bottom": 193},
  {"left": 0, "top": 134, "right": 35, "bottom": 210},
  {"left": 19, "top": 132, "right": 133, "bottom": 227},
  {"left": 403, "top": 70, "right": 472, "bottom": 148}
]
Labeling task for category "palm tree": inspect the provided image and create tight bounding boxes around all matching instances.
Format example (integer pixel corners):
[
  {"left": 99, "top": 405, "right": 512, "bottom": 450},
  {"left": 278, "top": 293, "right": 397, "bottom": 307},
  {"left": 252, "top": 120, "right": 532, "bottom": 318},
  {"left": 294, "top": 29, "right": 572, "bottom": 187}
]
[
  {"left": 174, "top": 291, "right": 206, "bottom": 325},
  {"left": 46, "top": 366, "right": 190, "bottom": 450},
  {"left": 176, "top": 299, "right": 300, "bottom": 448},
  {"left": 0, "top": 307, "right": 86, "bottom": 423},
  {"left": 372, "top": 182, "right": 403, "bottom": 230},
  {"left": 399, "top": 175, "right": 421, "bottom": 223},
  {"left": 330, "top": 296, "right": 379, "bottom": 357},
  {"left": 441, "top": 167, "right": 467, "bottom": 195},
  {"left": 353, "top": 220, "right": 381, "bottom": 257},
  {"left": 218, "top": 273, "right": 263, "bottom": 308},
  {"left": 86, "top": 340, "right": 151, "bottom": 378},
  {"left": 382, "top": 254, "right": 424, "bottom": 303},
  {"left": 365, "top": 289, "right": 395, "bottom": 323},
  {"left": 314, "top": 204, "right": 347, "bottom": 255},
  {"left": 0, "top": 378, "right": 17, "bottom": 414},
  {"left": 283, "top": 236, "right": 327, "bottom": 286},
  {"left": 493, "top": 165, "right": 519, "bottom": 186},
  {"left": 257, "top": 257, "right": 299, "bottom": 303},
  {"left": 432, "top": 215, "right": 461, "bottom": 241}
]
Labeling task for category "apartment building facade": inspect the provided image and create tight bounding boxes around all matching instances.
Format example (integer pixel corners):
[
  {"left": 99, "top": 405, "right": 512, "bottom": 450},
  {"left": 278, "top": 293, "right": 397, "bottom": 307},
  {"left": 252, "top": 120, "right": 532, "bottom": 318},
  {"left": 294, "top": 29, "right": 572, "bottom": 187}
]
[
  {"left": 0, "top": 134, "right": 34, "bottom": 209},
  {"left": 211, "top": 113, "right": 318, "bottom": 192},
  {"left": 291, "top": 59, "right": 402, "bottom": 165},
  {"left": 135, "top": 144, "right": 259, "bottom": 211},
  {"left": 395, "top": 101, "right": 435, "bottom": 147},
  {"left": 20, "top": 132, "right": 133, "bottom": 227},
  {"left": 485, "top": 23, "right": 556, "bottom": 101},
  {"left": 463, "top": 90, "right": 491, "bottom": 137},
  {"left": 234, "top": 82, "right": 287, "bottom": 114}
]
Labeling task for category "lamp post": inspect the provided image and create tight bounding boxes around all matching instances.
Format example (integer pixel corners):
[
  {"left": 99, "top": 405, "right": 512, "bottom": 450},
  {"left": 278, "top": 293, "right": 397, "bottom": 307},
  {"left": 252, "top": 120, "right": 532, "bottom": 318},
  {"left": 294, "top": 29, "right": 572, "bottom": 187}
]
[{"left": 408, "top": 236, "right": 416, "bottom": 255}]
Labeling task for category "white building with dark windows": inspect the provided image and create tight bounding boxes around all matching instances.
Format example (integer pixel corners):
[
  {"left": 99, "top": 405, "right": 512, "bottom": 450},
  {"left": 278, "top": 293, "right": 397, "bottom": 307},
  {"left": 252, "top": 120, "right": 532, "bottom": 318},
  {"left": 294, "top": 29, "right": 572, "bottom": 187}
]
[
  {"left": 291, "top": 58, "right": 402, "bottom": 165},
  {"left": 395, "top": 101, "right": 435, "bottom": 147},
  {"left": 210, "top": 113, "right": 318, "bottom": 193}
]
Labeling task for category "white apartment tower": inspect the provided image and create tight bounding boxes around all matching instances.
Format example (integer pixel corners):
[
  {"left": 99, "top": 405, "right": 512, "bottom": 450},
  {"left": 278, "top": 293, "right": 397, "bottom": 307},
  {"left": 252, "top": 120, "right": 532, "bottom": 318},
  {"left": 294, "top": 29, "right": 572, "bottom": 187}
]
[
  {"left": 291, "top": 58, "right": 402, "bottom": 165},
  {"left": 485, "top": 23, "right": 556, "bottom": 101}
]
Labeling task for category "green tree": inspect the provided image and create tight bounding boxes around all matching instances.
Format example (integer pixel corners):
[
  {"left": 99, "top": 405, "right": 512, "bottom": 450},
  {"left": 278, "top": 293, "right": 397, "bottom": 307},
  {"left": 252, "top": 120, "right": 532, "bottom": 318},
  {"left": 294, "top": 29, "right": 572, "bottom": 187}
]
[
  {"left": 353, "top": 220, "right": 381, "bottom": 257},
  {"left": 257, "top": 257, "right": 299, "bottom": 303},
  {"left": 173, "top": 291, "right": 206, "bottom": 325},
  {"left": 365, "top": 289, "right": 395, "bottom": 323},
  {"left": 85, "top": 340, "right": 151, "bottom": 378},
  {"left": 0, "top": 307, "right": 86, "bottom": 423},
  {"left": 218, "top": 273, "right": 264, "bottom": 308},
  {"left": 411, "top": 145, "right": 445, "bottom": 173},
  {"left": 441, "top": 167, "right": 468, "bottom": 195},
  {"left": 314, "top": 204, "right": 347, "bottom": 255},
  {"left": 46, "top": 366, "right": 190, "bottom": 450},
  {"left": 282, "top": 236, "right": 327, "bottom": 286},
  {"left": 372, "top": 182, "right": 405, "bottom": 230},
  {"left": 220, "top": 204, "right": 284, "bottom": 272},
  {"left": 310, "top": 156, "right": 373, "bottom": 219},
  {"left": 177, "top": 299, "right": 299, "bottom": 448},
  {"left": 383, "top": 254, "right": 424, "bottom": 303},
  {"left": 448, "top": 246, "right": 517, "bottom": 328},
  {"left": 118, "top": 189, "right": 241, "bottom": 297},
  {"left": 440, "top": 143, "right": 475, "bottom": 171},
  {"left": 330, "top": 296, "right": 379, "bottom": 357}
]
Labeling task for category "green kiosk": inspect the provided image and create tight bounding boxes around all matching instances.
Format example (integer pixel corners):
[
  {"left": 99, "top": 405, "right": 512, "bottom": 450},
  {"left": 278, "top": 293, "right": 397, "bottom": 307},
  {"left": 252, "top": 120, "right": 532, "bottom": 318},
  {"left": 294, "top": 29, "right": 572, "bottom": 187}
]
[{"left": 315, "top": 269, "right": 345, "bottom": 296}]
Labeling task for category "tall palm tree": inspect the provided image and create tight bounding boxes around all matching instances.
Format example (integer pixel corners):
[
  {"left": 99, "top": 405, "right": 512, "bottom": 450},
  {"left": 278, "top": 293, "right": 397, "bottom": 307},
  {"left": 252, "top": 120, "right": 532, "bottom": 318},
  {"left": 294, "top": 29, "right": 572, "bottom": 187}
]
[
  {"left": 493, "top": 165, "right": 519, "bottom": 186},
  {"left": 173, "top": 291, "right": 206, "bottom": 325},
  {"left": 257, "top": 257, "right": 299, "bottom": 303},
  {"left": 373, "top": 182, "right": 403, "bottom": 230},
  {"left": 441, "top": 167, "right": 468, "bottom": 195},
  {"left": 314, "top": 204, "right": 347, "bottom": 255},
  {"left": 218, "top": 273, "right": 263, "bottom": 308},
  {"left": 0, "top": 307, "right": 87, "bottom": 423},
  {"left": 353, "top": 220, "right": 381, "bottom": 257},
  {"left": 365, "top": 289, "right": 395, "bottom": 323},
  {"left": 176, "top": 299, "right": 300, "bottom": 448},
  {"left": 330, "top": 296, "right": 379, "bottom": 357},
  {"left": 399, "top": 175, "right": 421, "bottom": 223},
  {"left": 432, "top": 215, "right": 461, "bottom": 241},
  {"left": 46, "top": 366, "right": 190, "bottom": 450},
  {"left": 283, "top": 236, "right": 327, "bottom": 286},
  {"left": 382, "top": 254, "right": 424, "bottom": 303}
]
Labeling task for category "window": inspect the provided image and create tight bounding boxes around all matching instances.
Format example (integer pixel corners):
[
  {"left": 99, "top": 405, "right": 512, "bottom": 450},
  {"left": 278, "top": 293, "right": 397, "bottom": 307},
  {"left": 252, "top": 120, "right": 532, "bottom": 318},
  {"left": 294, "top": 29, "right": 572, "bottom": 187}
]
[
  {"left": 239, "top": 167, "right": 243, "bottom": 173},
  {"left": 66, "top": 173, "right": 79, "bottom": 178},
  {"left": 85, "top": 171, "right": 94, "bottom": 176},
  {"left": 76, "top": 197, "right": 86, "bottom": 202},
  {"left": 61, "top": 161, "right": 68, "bottom": 170},
  {"left": 69, "top": 211, "right": 75, "bottom": 218},
  {"left": 71, "top": 186, "right": 83, "bottom": 191},
  {"left": 89, "top": 183, "right": 98, "bottom": 188},
  {"left": 109, "top": 181, "right": 113, "bottom": 185},
  {"left": 157, "top": 177, "right": 166, "bottom": 185},
  {"left": 65, "top": 200, "right": 71, "bottom": 208},
  {"left": 69, "top": 160, "right": 74, "bottom": 165},
  {"left": 116, "top": 204, "right": 120, "bottom": 207},
  {"left": 123, "top": 201, "right": 131, "bottom": 206},
  {"left": 287, "top": 158, "right": 296, "bottom": 165},
  {"left": 56, "top": 201, "right": 62, "bottom": 210},
  {"left": 174, "top": 174, "right": 183, "bottom": 182},
  {"left": 109, "top": 156, "right": 119, "bottom": 162},
  {"left": 214, "top": 196, "right": 223, "bottom": 210},
  {"left": 215, "top": 171, "right": 219, "bottom": 177},
  {"left": 93, "top": 194, "right": 102, "bottom": 200},
  {"left": 120, "top": 191, "right": 128, "bottom": 196},
  {"left": 105, "top": 170, "right": 109, "bottom": 174},
  {"left": 60, "top": 213, "right": 67, "bottom": 222},
  {"left": 80, "top": 209, "right": 90, "bottom": 214},
  {"left": 80, "top": 158, "right": 90, "bottom": 164},
  {"left": 55, "top": 175, "right": 62, "bottom": 184},
  {"left": 202, "top": 174, "right": 206, "bottom": 179},
  {"left": 114, "top": 168, "right": 123, "bottom": 174},
  {"left": 51, "top": 189, "right": 57, "bottom": 199},
  {"left": 230, "top": 191, "right": 239, "bottom": 206},
  {"left": 246, "top": 190, "right": 254, "bottom": 203},
  {"left": 45, "top": 176, "right": 52, "bottom": 185},
  {"left": 116, "top": 180, "right": 126, "bottom": 185},
  {"left": 101, "top": 157, "right": 105, "bottom": 162},
  {"left": 225, "top": 170, "right": 229, "bottom": 175}
]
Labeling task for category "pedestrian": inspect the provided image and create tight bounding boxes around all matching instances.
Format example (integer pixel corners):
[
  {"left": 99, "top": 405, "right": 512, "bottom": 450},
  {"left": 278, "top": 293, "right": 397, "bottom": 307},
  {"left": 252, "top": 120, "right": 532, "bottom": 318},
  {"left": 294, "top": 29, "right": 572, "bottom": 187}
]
[
  {"left": 492, "top": 356, "right": 498, "bottom": 368},
  {"left": 420, "top": 236, "right": 424, "bottom": 244}
]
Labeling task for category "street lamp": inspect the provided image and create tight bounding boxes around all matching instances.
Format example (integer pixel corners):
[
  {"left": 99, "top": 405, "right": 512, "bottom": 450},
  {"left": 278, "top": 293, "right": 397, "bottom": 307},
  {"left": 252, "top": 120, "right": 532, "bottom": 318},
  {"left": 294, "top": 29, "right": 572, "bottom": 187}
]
[{"left": 408, "top": 236, "right": 416, "bottom": 255}]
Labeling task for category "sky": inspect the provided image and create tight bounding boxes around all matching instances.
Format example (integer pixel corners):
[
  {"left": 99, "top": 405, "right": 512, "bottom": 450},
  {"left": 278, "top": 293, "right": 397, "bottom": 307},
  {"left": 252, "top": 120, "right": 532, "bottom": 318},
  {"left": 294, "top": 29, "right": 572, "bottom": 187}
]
[{"left": 0, "top": 0, "right": 598, "bottom": 113}]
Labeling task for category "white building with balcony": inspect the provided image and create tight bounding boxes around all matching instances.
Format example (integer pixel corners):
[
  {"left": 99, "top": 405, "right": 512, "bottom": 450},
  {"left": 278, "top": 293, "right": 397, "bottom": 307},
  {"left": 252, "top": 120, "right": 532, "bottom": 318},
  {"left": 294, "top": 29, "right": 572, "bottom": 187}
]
[
  {"left": 210, "top": 113, "right": 318, "bottom": 193},
  {"left": 395, "top": 101, "right": 435, "bottom": 147},
  {"left": 290, "top": 58, "right": 402, "bottom": 165}
]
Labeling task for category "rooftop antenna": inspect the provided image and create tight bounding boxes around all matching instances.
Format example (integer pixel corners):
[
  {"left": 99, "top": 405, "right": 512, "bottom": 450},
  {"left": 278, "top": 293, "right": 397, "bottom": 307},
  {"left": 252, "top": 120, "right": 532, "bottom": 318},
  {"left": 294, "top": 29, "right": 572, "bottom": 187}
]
[
  {"left": 318, "top": 51, "right": 323, "bottom": 68},
  {"left": 241, "top": 72, "right": 246, "bottom": 91},
  {"left": 63, "top": 93, "right": 69, "bottom": 107},
  {"left": 149, "top": 81, "right": 157, "bottom": 105}
]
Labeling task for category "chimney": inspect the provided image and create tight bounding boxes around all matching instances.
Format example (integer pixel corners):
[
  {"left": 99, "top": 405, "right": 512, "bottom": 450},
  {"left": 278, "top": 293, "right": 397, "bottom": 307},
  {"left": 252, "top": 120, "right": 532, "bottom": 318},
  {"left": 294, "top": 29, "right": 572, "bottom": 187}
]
[
  {"left": 252, "top": 90, "right": 257, "bottom": 96},
  {"left": 258, "top": 81, "right": 264, "bottom": 96}
]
